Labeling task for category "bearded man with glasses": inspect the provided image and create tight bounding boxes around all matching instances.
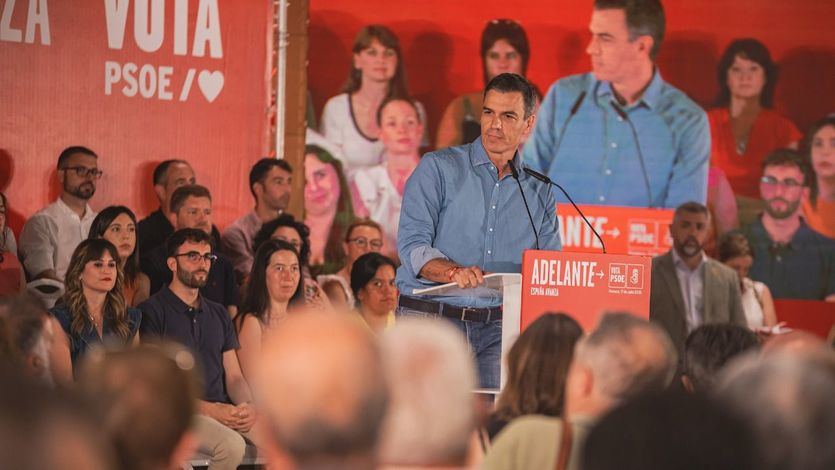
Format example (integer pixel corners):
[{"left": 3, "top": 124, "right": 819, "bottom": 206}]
[
  {"left": 742, "top": 148, "right": 835, "bottom": 301},
  {"left": 139, "top": 228, "right": 266, "bottom": 470},
  {"left": 19, "top": 146, "right": 101, "bottom": 282}
]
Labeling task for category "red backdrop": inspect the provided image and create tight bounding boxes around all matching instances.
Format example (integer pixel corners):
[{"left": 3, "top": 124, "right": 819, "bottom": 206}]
[
  {"left": 309, "top": 0, "right": 835, "bottom": 147},
  {"left": 1, "top": 0, "right": 271, "bottom": 234}
]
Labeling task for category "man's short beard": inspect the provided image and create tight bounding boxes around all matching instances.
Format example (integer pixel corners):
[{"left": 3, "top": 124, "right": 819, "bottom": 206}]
[
  {"left": 764, "top": 197, "right": 801, "bottom": 220},
  {"left": 176, "top": 265, "right": 208, "bottom": 288},
  {"left": 64, "top": 181, "right": 95, "bottom": 200}
]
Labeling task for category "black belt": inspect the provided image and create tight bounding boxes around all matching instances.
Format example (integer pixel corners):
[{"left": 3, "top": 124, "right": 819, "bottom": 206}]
[{"left": 398, "top": 296, "right": 502, "bottom": 322}]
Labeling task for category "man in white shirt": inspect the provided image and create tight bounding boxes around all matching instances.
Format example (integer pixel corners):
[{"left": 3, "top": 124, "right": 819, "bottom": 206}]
[
  {"left": 650, "top": 202, "right": 746, "bottom": 357},
  {"left": 19, "top": 146, "right": 100, "bottom": 282}
]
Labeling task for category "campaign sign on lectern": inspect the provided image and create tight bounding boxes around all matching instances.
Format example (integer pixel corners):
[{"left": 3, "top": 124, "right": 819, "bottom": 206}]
[{"left": 521, "top": 250, "right": 652, "bottom": 332}]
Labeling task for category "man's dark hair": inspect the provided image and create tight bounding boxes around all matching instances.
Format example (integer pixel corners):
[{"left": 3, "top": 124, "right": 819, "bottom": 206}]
[
  {"left": 484, "top": 73, "right": 537, "bottom": 118},
  {"left": 674, "top": 201, "right": 709, "bottom": 219},
  {"left": 582, "top": 391, "right": 759, "bottom": 470},
  {"left": 761, "top": 148, "right": 813, "bottom": 187},
  {"left": 152, "top": 159, "right": 190, "bottom": 186},
  {"left": 684, "top": 324, "right": 760, "bottom": 392},
  {"left": 169, "top": 184, "right": 212, "bottom": 214},
  {"left": 57, "top": 146, "right": 97, "bottom": 169},
  {"left": 594, "top": 0, "right": 666, "bottom": 59},
  {"left": 78, "top": 345, "right": 200, "bottom": 470},
  {"left": 714, "top": 38, "right": 778, "bottom": 108},
  {"left": 249, "top": 158, "right": 293, "bottom": 199},
  {"left": 0, "top": 294, "right": 48, "bottom": 364},
  {"left": 165, "top": 228, "right": 212, "bottom": 259}
]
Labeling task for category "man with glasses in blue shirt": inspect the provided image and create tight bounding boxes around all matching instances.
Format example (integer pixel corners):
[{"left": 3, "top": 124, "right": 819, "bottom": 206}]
[
  {"left": 139, "top": 228, "right": 262, "bottom": 470},
  {"left": 743, "top": 149, "right": 835, "bottom": 301},
  {"left": 396, "top": 73, "right": 560, "bottom": 389},
  {"left": 141, "top": 184, "right": 239, "bottom": 317},
  {"left": 19, "top": 146, "right": 101, "bottom": 282},
  {"left": 523, "top": 0, "right": 709, "bottom": 208}
]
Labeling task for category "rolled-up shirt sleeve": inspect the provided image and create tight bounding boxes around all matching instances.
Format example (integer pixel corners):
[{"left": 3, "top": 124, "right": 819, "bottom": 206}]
[
  {"left": 397, "top": 156, "right": 449, "bottom": 283},
  {"left": 19, "top": 215, "right": 57, "bottom": 278}
]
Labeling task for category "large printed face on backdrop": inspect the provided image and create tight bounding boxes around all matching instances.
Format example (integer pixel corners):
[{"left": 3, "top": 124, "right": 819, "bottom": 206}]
[
  {"left": 175, "top": 196, "right": 213, "bottom": 234},
  {"left": 727, "top": 56, "right": 766, "bottom": 101},
  {"left": 59, "top": 153, "right": 99, "bottom": 201},
  {"left": 304, "top": 153, "right": 341, "bottom": 216},
  {"left": 760, "top": 165, "right": 809, "bottom": 220},
  {"left": 379, "top": 100, "right": 423, "bottom": 155},
  {"left": 485, "top": 39, "right": 523, "bottom": 80},
  {"left": 586, "top": 9, "right": 651, "bottom": 84},
  {"left": 811, "top": 125, "right": 835, "bottom": 179},
  {"left": 353, "top": 39, "right": 398, "bottom": 85},
  {"left": 669, "top": 210, "right": 709, "bottom": 259},
  {"left": 480, "top": 89, "right": 535, "bottom": 156}
]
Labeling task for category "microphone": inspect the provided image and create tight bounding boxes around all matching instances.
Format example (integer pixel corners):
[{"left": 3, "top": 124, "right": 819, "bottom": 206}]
[
  {"left": 509, "top": 158, "right": 540, "bottom": 250},
  {"left": 609, "top": 101, "right": 653, "bottom": 208},
  {"left": 550, "top": 91, "right": 587, "bottom": 161},
  {"left": 523, "top": 168, "right": 607, "bottom": 253}
]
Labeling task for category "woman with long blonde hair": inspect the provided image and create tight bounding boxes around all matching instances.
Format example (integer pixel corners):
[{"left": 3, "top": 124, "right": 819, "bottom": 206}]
[{"left": 48, "top": 238, "right": 141, "bottom": 384}]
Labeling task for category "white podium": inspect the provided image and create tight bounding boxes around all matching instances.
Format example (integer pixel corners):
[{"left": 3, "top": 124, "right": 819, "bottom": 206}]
[{"left": 412, "top": 273, "right": 523, "bottom": 390}]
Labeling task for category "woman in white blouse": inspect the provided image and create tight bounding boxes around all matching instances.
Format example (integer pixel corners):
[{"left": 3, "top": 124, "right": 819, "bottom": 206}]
[
  {"left": 718, "top": 231, "right": 777, "bottom": 329},
  {"left": 320, "top": 24, "right": 425, "bottom": 177}
]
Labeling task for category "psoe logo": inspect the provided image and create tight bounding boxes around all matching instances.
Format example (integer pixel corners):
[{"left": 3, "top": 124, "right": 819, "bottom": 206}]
[{"left": 627, "top": 219, "right": 658, "bottom": 250}]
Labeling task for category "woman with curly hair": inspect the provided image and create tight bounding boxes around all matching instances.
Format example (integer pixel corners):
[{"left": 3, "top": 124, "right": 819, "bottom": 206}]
[{"left": 48, "top": 238, "right": 141, "bottom": 384}]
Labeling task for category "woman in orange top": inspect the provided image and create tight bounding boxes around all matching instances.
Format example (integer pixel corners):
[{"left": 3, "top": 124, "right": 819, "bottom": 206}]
[
  {"left": 802, "top": 116, "right": 835, "bottom": 238},
  {"left": 708, "top": 39, "right": 801, "bottom": 199}
]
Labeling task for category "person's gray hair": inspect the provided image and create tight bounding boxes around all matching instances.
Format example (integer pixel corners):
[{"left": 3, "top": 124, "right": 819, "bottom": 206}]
[
  {"left": 714, "top": 353, "right": 835, "bottom": 470},
  {"left": 377, "top": 318, "right": 477, "bottom": 466},
  {"left": 575, "top": 313, "right": 677, "bottom": 401}
]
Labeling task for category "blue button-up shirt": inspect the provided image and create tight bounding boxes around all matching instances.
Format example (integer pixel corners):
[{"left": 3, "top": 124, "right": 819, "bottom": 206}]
[
  {"left": 396, "top": 138, "right": 561, "bottom": 308},
  {"left": 523, "top": 71, "right": 710, "bottom": 208}
]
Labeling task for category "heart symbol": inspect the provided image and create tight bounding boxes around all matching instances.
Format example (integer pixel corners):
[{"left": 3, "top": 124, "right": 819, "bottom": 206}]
[{"left": 198, "top": 70, "right": 224, "bottom": 103}]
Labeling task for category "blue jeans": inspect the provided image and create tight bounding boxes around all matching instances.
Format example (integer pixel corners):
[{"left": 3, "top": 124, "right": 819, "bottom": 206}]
[{"left": 396, "top": 306, "right": 502, "bottom": 389}]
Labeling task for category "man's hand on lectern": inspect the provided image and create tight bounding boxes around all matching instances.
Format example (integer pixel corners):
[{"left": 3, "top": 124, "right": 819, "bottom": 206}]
[{"left": 449, "top": 265, "right": 485, "bottom": 289}]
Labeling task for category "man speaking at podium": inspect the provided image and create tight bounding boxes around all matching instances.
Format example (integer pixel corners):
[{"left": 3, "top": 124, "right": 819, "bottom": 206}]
[{"left": 396, "top": 73, "right": 561, "bottom": 389}]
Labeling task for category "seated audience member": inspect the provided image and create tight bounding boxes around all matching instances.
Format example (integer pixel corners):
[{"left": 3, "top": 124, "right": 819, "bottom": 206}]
[
  {"left": 222, "top": 158, "right": 293, "bottom": 281},
  {"left": 304, "top": 145, "right": 356, "bottom": 273},
  {"left": 484, "top": 313, "right": 677, "bottom": 470},
  {"left": 77, "top": 344, "right": 200, "bottom": 470},
  {"left": 137, "top": 159, "right": 224, "bottom": 254},
  {"left": 0, "top": 294, "right": 54, "bottom": 386},
  {"left": 19, "top": 146, "right": 100, "bottom": 282},
  {"left": 352, "top": 97, "right": 422, "bottom": 256},
  {"left": 486, "top": 313, "right": 583, "bottom": 441},
  {"left": 89, "top": 206, "right": 151, "bottom": 307},
  {"left": 254, "top": 312, "right": 388, "bottom": 470},
  {"left": 351, "top": 252, "right": 398, "bottom": 335},
  {"left": 436, "top": 19, "right": 532, "bottom": 149},
  {"left": 47, "top": 239, "right": 141, "bottom": 384},
  {"left": 582, "top": 392, "right": 759, "bottom": 470},
  {"left": 708, "top": 39, "right": 801, "bottom": 207},
  {"left": 717, "top": 230, "right": 777, "bottom": 328},
  {"left": 0, "top": 369, "right": 114, "bottom": 470},
  {"left": 139, "top": 228, "right": 261, "bottom": 470},
  {"left": 742, "top": 149, "right": 835, "bottom": 300},
  {"left": 650, "top": 202, "right": 746, "bottom": 357},
  {"left": 337, "top": 219, "right": 384, "bottom": 288},
  {"left": 523, "top": 0, "right": 709, "bottom": 209},
  {"left": 236, "top": 240, "right": 304, "bottom": 382},
  {"left": 681, "top": 324, "right": 760, "bottom": 393},
  {"left": 802, "top": 116, "right": 835, "bottom": 238},
  {"left": 0, "top": 191, "right": 25, "bottom": 296},
  {"left": 716, "top": 353, "right": 835, "bottom": 470},
  {"left": 141, "top": 185, "right": 238, "bottom": 316},
  {"left": 253, "top": 213, "right": 312, "bottom": 272},
  {"left": 321, "top": 25, "right": 427, "bottom": 177},
  {"left": 377, "top": 318, "right": 478, "bottom": 469}
]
